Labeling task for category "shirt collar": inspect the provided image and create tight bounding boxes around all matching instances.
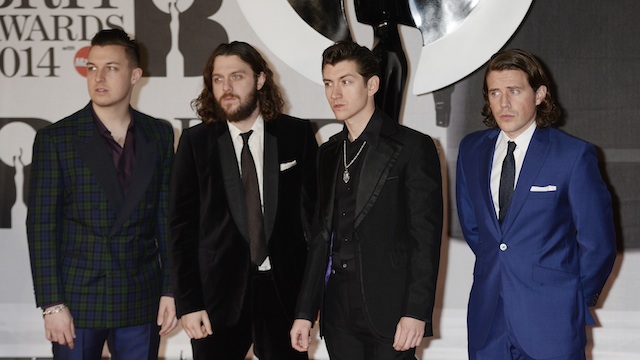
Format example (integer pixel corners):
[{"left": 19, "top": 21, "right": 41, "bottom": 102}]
[
  {"left": 91, "top": 107, "right": 134, "bottom": 136},
  {"left": 497, "top": 120, "right": 537, "bottom": 150},
  {"left": 227, "top": 115, "right": 265, "bottom": 139},
  {"left": 340, "top": 108, "right": 383, "bottom": 148}
]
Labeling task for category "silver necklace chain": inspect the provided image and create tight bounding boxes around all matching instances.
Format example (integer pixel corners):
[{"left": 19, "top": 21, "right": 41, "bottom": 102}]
[{"left": 342, "top": 139, "right": 367, "bottom": 183}]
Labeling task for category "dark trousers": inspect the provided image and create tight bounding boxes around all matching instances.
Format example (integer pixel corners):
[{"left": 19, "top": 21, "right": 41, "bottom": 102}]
[
  {"left": 52, "top": 323, "right": 160, "bottom": 360},
  {"left": 323, "top": 271, "right": 416, "bottom": 360},
  {"left": 191, "top": 271, "right": 307, "bottom": 360},
  {"left": 469, "top": 297, "right": 586, "bottom": 360}
]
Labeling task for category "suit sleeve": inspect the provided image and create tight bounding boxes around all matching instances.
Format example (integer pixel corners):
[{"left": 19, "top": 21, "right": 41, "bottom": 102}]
[
  {"left": 299, "top": 121, "right": 318, "bottom": 243},
  {"left": 295, "top": 143, "right": 328, "bottom": 323},
  {"left": 26, "top": 129, "right": 65, "bottom": 308},
  {"left": 168, "top": 129, "right": 205, "bottom": 317},
  {"left": 156, "top": 124, "right": 174, "bottom": 295},
  {"left": 569, "top": 144, "right": 616, "bottom": 310},
  {"left": 455, "top": 137, "right": 480, "bottom": 253},
  {"left": 403, "top": 135, "right": 443, "bottom": 322}
]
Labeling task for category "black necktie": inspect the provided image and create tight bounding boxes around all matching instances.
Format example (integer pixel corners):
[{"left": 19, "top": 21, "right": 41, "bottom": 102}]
[
  {"left": 499, "top": 141, "right": 517, "bottom": 223},
  {"left": 240, "top": 131, "right": 267, "bottom": 265}
]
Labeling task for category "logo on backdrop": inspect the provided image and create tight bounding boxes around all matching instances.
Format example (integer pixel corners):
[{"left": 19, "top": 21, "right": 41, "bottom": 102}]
[
  {"left": 0, "top": 0, "right": 228, "bottom": 79},
  {"left": 0, "top": 118, "right": 50, "bottom": 229},
  {"left": 133, "top": 0, "right": 228, "bottom": 77}
]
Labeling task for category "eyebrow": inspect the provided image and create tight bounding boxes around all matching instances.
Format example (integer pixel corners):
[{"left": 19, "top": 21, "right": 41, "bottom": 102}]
[
  {"left": 86, "top": 61, "right": 120, "bottom": 66},
  {"left": 489, "top": 85, "right": 523, "bottom": 91},
  {"left": 323, "top": 73, "right": 356, "bottom": 82},
  {"left": 213, "top": 69, "right": 247, "bottom": 76}
]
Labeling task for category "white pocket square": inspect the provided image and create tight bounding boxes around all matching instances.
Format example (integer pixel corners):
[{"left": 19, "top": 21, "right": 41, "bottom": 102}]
[
  {"left": 280, "top": 160, "right": 297, "bottom": 171},
  {"left": 530, "top": 185, "right": 557, "bottom": 192}
]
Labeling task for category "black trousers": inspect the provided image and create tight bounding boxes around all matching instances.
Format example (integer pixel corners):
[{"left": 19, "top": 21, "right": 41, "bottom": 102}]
[
  {"left": 191, "top": 271, "right": 307, "bottom": 360},
  {"left": 323, "top": 270, "right": 416, "bottom": 360}
]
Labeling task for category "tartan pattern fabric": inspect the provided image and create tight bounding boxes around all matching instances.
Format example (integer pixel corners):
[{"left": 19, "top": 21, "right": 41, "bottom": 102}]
[{"left": 26, "top": 103, "right": 173, "bottom": 329}]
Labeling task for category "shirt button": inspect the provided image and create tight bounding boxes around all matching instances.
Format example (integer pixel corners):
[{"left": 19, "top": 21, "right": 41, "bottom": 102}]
[
  {"left": 500, "top": 243, "right": 508, "bottom": 251},
  {"left": 342, "top": 263, "right": 348, "bottom": 269},
  {"left": 342, "top": 212, "right": 346, "bottom": 216},
  {"left": 344, "top": 238, "right": 348, "bottom": 242}
]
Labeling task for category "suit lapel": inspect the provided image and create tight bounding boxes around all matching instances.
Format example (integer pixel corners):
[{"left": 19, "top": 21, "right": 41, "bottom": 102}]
[
  {"left": 354, "top": 116, "right": 401, "bottom": 229},
  {"left": 217, "top": 123, "right": 250, "bottom": 243},
  {"left": 501, "top": 127, "right": 550, "bottom": 232},
  {"left": 319, "top": 138, "right": 341, "bottom": 234},
  {"left": 110, "top": 117, "right": 157, "bottom": 235},
  {"left": 480, "top": 130, "right": 501, "bottom": 234},
  {"left": 74, "top": 105, "right": 124, "bottom": 213},
  {"left": 263, "top": 120, "right": 279, "bottom": 243}
]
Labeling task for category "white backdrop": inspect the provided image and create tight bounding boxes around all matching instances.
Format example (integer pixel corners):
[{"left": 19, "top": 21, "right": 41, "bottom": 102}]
[{"left": 0, "top": 1, "right": 637, "bottom": 359}]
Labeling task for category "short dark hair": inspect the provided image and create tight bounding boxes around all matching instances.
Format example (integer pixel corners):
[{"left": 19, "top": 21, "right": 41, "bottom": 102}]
[
  {"left": 321, "top": 41, "right": 380, "bottom": 83},
  {"left": 91, "top": 28, "right": 141, "bottom": 68},
  {"left": 192, "top": 41, "right": 284, "bottom": 123},
  {"left": 482, "top": 48, "right": 560, "bottom": 128}
]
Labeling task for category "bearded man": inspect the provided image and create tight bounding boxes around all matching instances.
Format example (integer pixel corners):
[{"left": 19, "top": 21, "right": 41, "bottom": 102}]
[{"left": 168, "top": 41, "right": 317, "bottom": 360}]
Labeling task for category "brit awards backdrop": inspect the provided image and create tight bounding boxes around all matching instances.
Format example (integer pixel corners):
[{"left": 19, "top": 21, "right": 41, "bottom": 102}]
[{"left": 0, "top": 0, "right": 637, "bottom": 358}]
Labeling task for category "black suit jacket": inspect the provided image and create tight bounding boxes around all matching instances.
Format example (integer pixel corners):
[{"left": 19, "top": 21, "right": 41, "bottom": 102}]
[
  {"left": 295, "top": 110, "right": 443, "bottom": 338},
  {"left": 169, "top": 115, "right": 317, "bottom": 328}
]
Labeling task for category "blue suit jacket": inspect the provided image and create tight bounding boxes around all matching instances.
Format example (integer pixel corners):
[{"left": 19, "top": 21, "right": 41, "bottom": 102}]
[{"left": 456, "top": 126, "right": 616, "bottom": 358}]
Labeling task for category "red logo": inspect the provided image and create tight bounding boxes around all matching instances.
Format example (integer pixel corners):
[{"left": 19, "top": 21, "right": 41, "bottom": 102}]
[{"left": 74, "top": 46, "right": 91, "bottom": 77}]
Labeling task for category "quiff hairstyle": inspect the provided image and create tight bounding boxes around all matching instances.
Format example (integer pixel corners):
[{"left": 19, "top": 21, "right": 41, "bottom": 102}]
[
  {"left": 321, "top": 41, "right": 381, "bottom": 83},
  {"left": 91, "top": 28, "right": 141, "bottom": 69}
]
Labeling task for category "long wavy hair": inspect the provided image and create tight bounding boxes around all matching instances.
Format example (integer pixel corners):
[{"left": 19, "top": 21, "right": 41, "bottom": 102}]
[
  {"left": 482, "top": 48, "right": 561, "bottom": 128},
  {"left": 191, "top": 41, "right": 284, "bottom": 124}
]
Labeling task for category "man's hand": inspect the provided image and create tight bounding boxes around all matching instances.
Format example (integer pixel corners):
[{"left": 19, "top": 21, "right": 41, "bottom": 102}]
[
  {"left": 290, "top": 319, "right": 312, "bottom": 352},
  {"left": 180, "top": 310, "right": 213, "bottom": 339},
  {"left": 393, "top": 316, "right": 425, "bottom": 351},
  {"left": 44, "top": 306, "right": 75, "bottom": 349},
  {"left": 157, "top": 296, "right": 178, "bottom": 336}
]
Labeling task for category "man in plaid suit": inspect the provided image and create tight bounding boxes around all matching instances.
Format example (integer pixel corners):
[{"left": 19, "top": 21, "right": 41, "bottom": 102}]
[{"left": 26, "top": 29, "right": 177, "bottom": 359}]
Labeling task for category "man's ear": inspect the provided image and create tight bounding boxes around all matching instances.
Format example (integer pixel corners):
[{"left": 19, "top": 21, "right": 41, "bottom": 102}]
[
  {"left": 535, "top": 85, "right": 547, "bottom": 105},
  {"left": 257, "top": 71, "right": 266, "bottom": 91},
  {"left": 367, "top": 75, "right": 380, "bottom": 96},
  {"left": 131, "top": 67, "right": 142, "bottom": 85}
]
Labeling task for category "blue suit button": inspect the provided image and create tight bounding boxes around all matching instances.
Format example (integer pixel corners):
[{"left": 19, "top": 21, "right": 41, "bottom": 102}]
[{"left": 499, "top": 243, "right": 508, "bottom": 251}]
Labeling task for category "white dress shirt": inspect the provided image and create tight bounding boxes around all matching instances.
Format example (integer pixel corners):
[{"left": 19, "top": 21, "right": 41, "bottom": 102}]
[
  {"left": 228, "top": 116, "right": 271, "bottom": 270},
  {"left": 490, "top": 121, "right": 537, "bottom": 219}
]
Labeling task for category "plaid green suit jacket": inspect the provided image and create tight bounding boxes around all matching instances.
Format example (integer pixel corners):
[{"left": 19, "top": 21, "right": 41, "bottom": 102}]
[{"left": 26, "top": 103, "right": 174, "bottom": 329}]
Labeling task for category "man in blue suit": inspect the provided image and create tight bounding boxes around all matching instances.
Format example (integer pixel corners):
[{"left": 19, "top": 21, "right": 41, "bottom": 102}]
[{"left": 456, "top": 49, "right": 616, "bottom": 360}]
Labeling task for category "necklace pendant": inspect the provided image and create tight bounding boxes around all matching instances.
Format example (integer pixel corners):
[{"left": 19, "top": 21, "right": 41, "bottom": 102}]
[{"left": 343, "top": 169, "right": 350, "bottom": 183}]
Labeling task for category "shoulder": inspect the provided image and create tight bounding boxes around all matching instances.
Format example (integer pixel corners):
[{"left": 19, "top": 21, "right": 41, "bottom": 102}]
[
  {"left": 540, "top": 127, "right": 594, "bottom": 156},
  {"left": 459, "top": 128, "right": 496, "bottom": 149},
  {"left": 176, "top": 121, "right": 223, "bottom": 150},
  {"left": 461, "top": 128, "right": 495, "bottom": 143},
  {"left": 132, "top": 109, "right": 173, "bottom": 138},
  {"left": 272, "top": 114, "right": 313, "bottom": 132},
  {"left": 37, "top": 106, "right": 91, "bottom": 138}
]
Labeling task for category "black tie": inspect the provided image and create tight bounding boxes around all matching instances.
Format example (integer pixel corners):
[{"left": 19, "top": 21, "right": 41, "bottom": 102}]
[
  {"left": 499, "top": 141, "right": 517, "bottom": 223},
  {"left": 240, "top": 131, "right": 267, "bottom": 265}
]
